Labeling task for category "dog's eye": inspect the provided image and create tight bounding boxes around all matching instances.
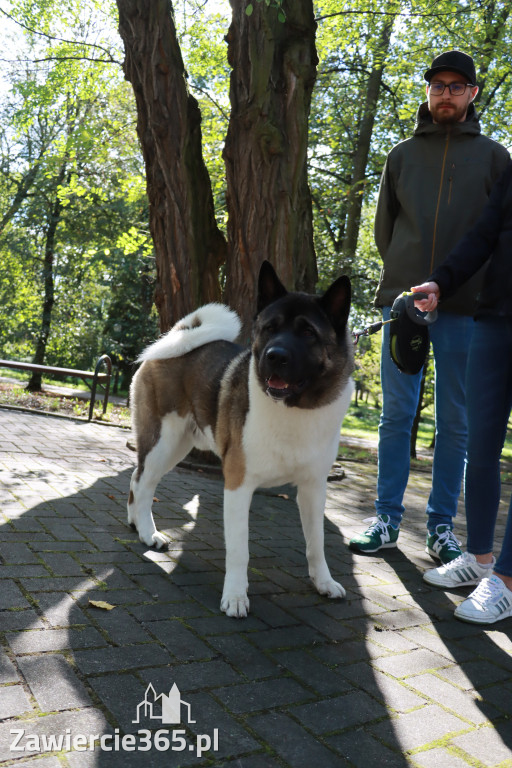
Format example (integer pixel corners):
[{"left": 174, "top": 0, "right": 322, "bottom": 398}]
[{"left": 301, "top": 325, "right": 317, "bottom": 338}]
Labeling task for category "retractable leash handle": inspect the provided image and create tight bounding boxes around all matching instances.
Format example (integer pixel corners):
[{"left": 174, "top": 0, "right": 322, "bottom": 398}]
[
  {"left": 388, "top": 291, "right": 438, "bottom": 375},
  {"left": 391, "top": 291, "right": 438, "bottom": 326}
]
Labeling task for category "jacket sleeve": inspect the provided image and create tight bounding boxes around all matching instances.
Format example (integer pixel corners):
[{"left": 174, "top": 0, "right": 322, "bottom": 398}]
[
  {"left": 374, "top": 153, "right": 399, "bottom": 258},
  {"left": 429, "top": 163, "right": 512, "bottom": 299}
]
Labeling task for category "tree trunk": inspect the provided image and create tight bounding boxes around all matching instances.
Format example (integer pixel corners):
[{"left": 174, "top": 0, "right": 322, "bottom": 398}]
[
  {"left": 340, "top": 11, "right": 395, "bottom": 264},
  {"left": 27, "top": 193, "right": 63, "bottom": 391},
  {"left": 116, "top": 0, "right": 225, "bottom": 332},
  {"left": 223, "top": 0, "right": 318, "bottom": 338}
]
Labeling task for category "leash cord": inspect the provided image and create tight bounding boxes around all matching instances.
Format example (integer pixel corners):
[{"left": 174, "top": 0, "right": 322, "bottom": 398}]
[{"left": 352, "top": 317, "right": 395, "bottom": 345}]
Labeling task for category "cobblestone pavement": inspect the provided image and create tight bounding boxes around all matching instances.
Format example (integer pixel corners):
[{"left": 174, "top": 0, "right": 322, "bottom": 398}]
[{"left": 1, "top": 407, "right": 511, "bottom": 768}]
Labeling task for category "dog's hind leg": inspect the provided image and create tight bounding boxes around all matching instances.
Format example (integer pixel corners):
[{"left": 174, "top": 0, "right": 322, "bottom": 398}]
[
  {"left": 129, "top": 414, "right": 194, "bottom": 549},
  {"left": 297, "top": 480, "right": 345, "bottom": 599},
  {"left": 220, "top": 485, "right": 253, "bottom": 618}
]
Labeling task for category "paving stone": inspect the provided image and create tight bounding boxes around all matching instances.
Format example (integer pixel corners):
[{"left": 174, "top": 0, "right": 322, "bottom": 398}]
[
  {"left": 0, "top": 648, "right": 19, "bottom": 683},
  {"left": 0, "top": 608, "right": 45, "bottom": 631},
  {"left": 20, "top": 577, "right": 95, "bottom": 593},
  {"left": 246, "top": 625, "right": 324, "bottom": 650},
  {"left": 206, "top": 634, "right": 279, "bottom": 679},
  {"left": 140, "top": 659, "right": 242, "bottom": 692},
  {"left": 0, "top": 707, "right": 108, "bottom": 762},
  {"left": 214, "top": 677, "right": 313, "bottom": 714},
  {"left": 373, "top": 649, "right": 455, "bottom": 679},
  {"left": 0, "top": 580, "right": 31, "bottom": 609},
  {"left": 249, "top": 711, "right": 342, "bottom": 768},
  {"left": 34, "top": 592, "right": 89, "bottom": 626},
  {"left": 0, "top": 542, "right": 40, "bottom": 563},
  {"left": 72, "top": 643, "right": 172, "bottom": 674},
  {"left": 451, "top": 728, "right": 512, "bottom": 766},
  {"left": 145, "top": 619, "right": 215, "bottom": 660},
  {"left": 18, "top": 654, "right": 93, "bottom": 711},
  {"left": 325, "top": 730, "right": 408, "bottom": 767},
  {"left": 412, "top": 747, "right": 477, "bottom": 768},
  {"left": 86, "top": 673, "right": 147, "bottom": 732},
  {"left": 2, "top": 410, "right": 512, "bottom": 768},
  {"left": 293, "top": 689, "right": 387, "bottom": 733},
  {"left": 370, "top": 704, "right": 468, "bottom": 751},
  {"left": 186, "top": 691, "right": 261, "bottom": 761},
  {"left": 39, "top": 552, "right": 85, "bottom": 576},
  {"left": 0, "top": 684, "right": 33, "bottom": 718},
  {"left": 271, "top": 648, "right": 353, "bottom": 696},
  {"left": 129, "top": 601, "right": 210, "bottom": 622},
  {"left": 3, "top": 758, "right": 63, "bottom": 768},
  {"left": 88, "top": 607, "right": 154, "bottom": 645},
  {"left": 436, "top": 659, "right": 512, "bottom": 689},
  {"left": 407, "top": 673, "right": 498, "bottom": 724},
  {"left": 7, "top": 626, "right": 106, "bottom": 654}
]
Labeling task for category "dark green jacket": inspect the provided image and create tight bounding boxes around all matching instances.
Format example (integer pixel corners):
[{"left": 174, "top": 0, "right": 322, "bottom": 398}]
[{"left": 374, "top": 102, "right": 510, "bottom": 314}]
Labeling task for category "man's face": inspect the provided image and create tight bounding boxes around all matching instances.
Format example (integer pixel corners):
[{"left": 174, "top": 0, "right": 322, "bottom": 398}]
[{"left": 427, "top": 71, "right": 479, "bottom": 124}]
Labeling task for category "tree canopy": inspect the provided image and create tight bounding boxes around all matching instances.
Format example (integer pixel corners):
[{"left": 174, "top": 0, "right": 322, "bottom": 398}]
[{"left": 0, "top": 0, "right": 511, "bottom": 387}]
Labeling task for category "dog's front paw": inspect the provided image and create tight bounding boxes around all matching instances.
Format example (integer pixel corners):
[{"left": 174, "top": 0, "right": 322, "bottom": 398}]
[
  {"left": 137, "top": 528, "right": 170, "bottom": 550},
  {"left": 314, "top": 578, "right": 346, "bottom": 599},
  {"left": 220, "top": 593, "right": 250, "bottom": 618}
]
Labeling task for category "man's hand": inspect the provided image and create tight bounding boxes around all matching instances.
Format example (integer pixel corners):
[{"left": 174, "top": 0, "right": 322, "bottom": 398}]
[{"left": 411, "top": 282, "right": 440, "bottom": 312}]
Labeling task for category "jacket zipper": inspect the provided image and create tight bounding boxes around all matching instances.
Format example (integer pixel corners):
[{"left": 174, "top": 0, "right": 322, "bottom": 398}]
[{"left": 430, "top": 132, "right": 450, "bottom": 273}]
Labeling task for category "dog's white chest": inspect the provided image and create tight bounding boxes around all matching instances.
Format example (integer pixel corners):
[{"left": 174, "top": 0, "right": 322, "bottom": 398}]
[{"left": 241, "top": 363, "right": 346, "bottom": 488}]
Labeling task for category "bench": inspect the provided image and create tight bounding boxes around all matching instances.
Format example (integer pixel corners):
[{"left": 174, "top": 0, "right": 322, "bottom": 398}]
[{"left": 0, "top": 354, "right": 112, "bottom": 422}]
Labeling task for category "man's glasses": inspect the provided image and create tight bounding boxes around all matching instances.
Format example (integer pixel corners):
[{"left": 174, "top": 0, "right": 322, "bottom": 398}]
[{"left": 428, "top": 82, "right": 474, "bottom": 96}]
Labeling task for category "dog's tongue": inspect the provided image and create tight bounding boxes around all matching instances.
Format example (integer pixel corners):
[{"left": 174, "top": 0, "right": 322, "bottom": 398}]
[{"left": 267, "top": 375, "right": 288, "bottom": 390}]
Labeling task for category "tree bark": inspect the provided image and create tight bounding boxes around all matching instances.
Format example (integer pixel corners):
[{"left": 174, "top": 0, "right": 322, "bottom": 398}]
[
  {"left": 116, "top": 0, "right": 225, "bottom": 332},
  {"left": 223, "top": 0, "right": 318, "bottom": 338},
  {"left": 27, "top": 185, "right": 64, "bottom": 391}
]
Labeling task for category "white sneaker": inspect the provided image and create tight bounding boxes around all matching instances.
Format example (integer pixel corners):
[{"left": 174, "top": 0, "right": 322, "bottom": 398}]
[
  {"left": 423, "top": 551, "right": 495, "bottom": 588},
  {"left": 454, "top": 575, "right": 512, "bottom": 624}
]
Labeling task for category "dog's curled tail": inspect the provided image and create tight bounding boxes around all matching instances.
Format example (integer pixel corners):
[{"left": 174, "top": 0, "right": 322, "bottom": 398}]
[{"left": 137, "top": 303, "right": 242, "bottom": 362}]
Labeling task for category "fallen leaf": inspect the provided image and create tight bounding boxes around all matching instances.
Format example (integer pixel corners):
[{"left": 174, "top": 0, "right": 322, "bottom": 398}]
[{"left": 89, "top": 600, "right": 116, "bottom": 611}]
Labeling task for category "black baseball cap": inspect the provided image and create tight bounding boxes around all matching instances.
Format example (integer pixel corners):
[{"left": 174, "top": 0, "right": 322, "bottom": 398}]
[{"left": 424, "top": 50, "right": 476, "bottom": 85}]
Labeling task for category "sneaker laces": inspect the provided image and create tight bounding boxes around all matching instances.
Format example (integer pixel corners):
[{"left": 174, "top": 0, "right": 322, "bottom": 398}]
[
  {"left": 439, "top": 551, "right": 472, "bottom": 572},
  {"left": 435, "top": 527, "right": 461, "bottom": 553},
  {"left": 470, "top": 576, "right": 502, "bottom": 606},
  {"left": 362, "top": 516, "right": 393, "bottom": 535}
]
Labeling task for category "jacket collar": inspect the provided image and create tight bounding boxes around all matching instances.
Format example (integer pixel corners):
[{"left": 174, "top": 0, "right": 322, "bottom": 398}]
[{"left": 414, "top": 101, "right": 481, "bottom": 137}]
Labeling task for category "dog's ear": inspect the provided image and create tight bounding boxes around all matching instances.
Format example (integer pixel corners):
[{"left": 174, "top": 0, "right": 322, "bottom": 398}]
[
  {"left": 319, "top": 275, "right": 351, "bottom": 334},
  {"left": 257, "top": 260, "right": 288, "bottom": 312}
]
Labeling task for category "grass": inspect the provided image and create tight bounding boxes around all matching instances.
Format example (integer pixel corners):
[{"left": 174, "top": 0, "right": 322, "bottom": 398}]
[
  {"left": 341, "top": 401, "right": 512, "bottom": 479},
  {"left": 0, "top": 379, "right": 131, "bottom": 427}
]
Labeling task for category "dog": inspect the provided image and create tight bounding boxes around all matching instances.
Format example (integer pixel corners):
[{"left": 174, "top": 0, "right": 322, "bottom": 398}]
[{"left": 128, "top": 260, "right": 354, "bottom": 617}]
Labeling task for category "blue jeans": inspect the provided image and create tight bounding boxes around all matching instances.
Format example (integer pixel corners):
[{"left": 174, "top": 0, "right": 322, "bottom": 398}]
[
  {"left": 376, "top": 307, "right": 474, "bottom": 530},
  {"left": 464, "top": 316, "right": 512, "bottom": 578}
]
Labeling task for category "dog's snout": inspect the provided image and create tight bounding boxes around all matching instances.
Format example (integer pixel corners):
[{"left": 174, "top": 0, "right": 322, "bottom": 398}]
[{"left": 265, "top": 345, "right": 290, "bottom": 367}]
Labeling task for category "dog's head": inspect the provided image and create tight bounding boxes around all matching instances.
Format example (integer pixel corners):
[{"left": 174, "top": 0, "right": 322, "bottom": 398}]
[{"left": 252, "top": 261, "right": 353, "bottom": 408}]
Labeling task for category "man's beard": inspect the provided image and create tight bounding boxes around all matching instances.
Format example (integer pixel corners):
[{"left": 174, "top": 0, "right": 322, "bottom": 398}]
[{"left": 430, "top": 101, "right": 468, "bottom": 124}]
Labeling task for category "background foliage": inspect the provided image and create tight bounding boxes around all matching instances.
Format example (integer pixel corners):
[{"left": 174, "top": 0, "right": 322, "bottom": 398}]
[{"left": 0, "top": 0, "right": 511, "bottom": 399}]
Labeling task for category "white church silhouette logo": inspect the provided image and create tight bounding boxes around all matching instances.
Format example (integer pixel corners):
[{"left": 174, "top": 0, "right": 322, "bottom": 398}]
[{"left": 133, "top": 683, "right": 196, "bottom": 725}]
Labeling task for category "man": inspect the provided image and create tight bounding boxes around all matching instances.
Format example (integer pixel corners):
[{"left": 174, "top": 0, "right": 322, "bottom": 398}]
[{"left": 349, "top": 51, "right": 510, "bottom": 563}]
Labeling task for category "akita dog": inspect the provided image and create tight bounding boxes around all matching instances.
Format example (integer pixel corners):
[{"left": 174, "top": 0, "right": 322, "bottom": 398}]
[{"left": 128, "top": 261, "right": 354, "bottom": 617}]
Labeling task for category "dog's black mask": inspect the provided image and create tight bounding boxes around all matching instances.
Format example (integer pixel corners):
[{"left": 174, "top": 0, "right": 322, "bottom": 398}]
[{"left": 252, "top": 261, "right": 352, "bottom": 408}]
